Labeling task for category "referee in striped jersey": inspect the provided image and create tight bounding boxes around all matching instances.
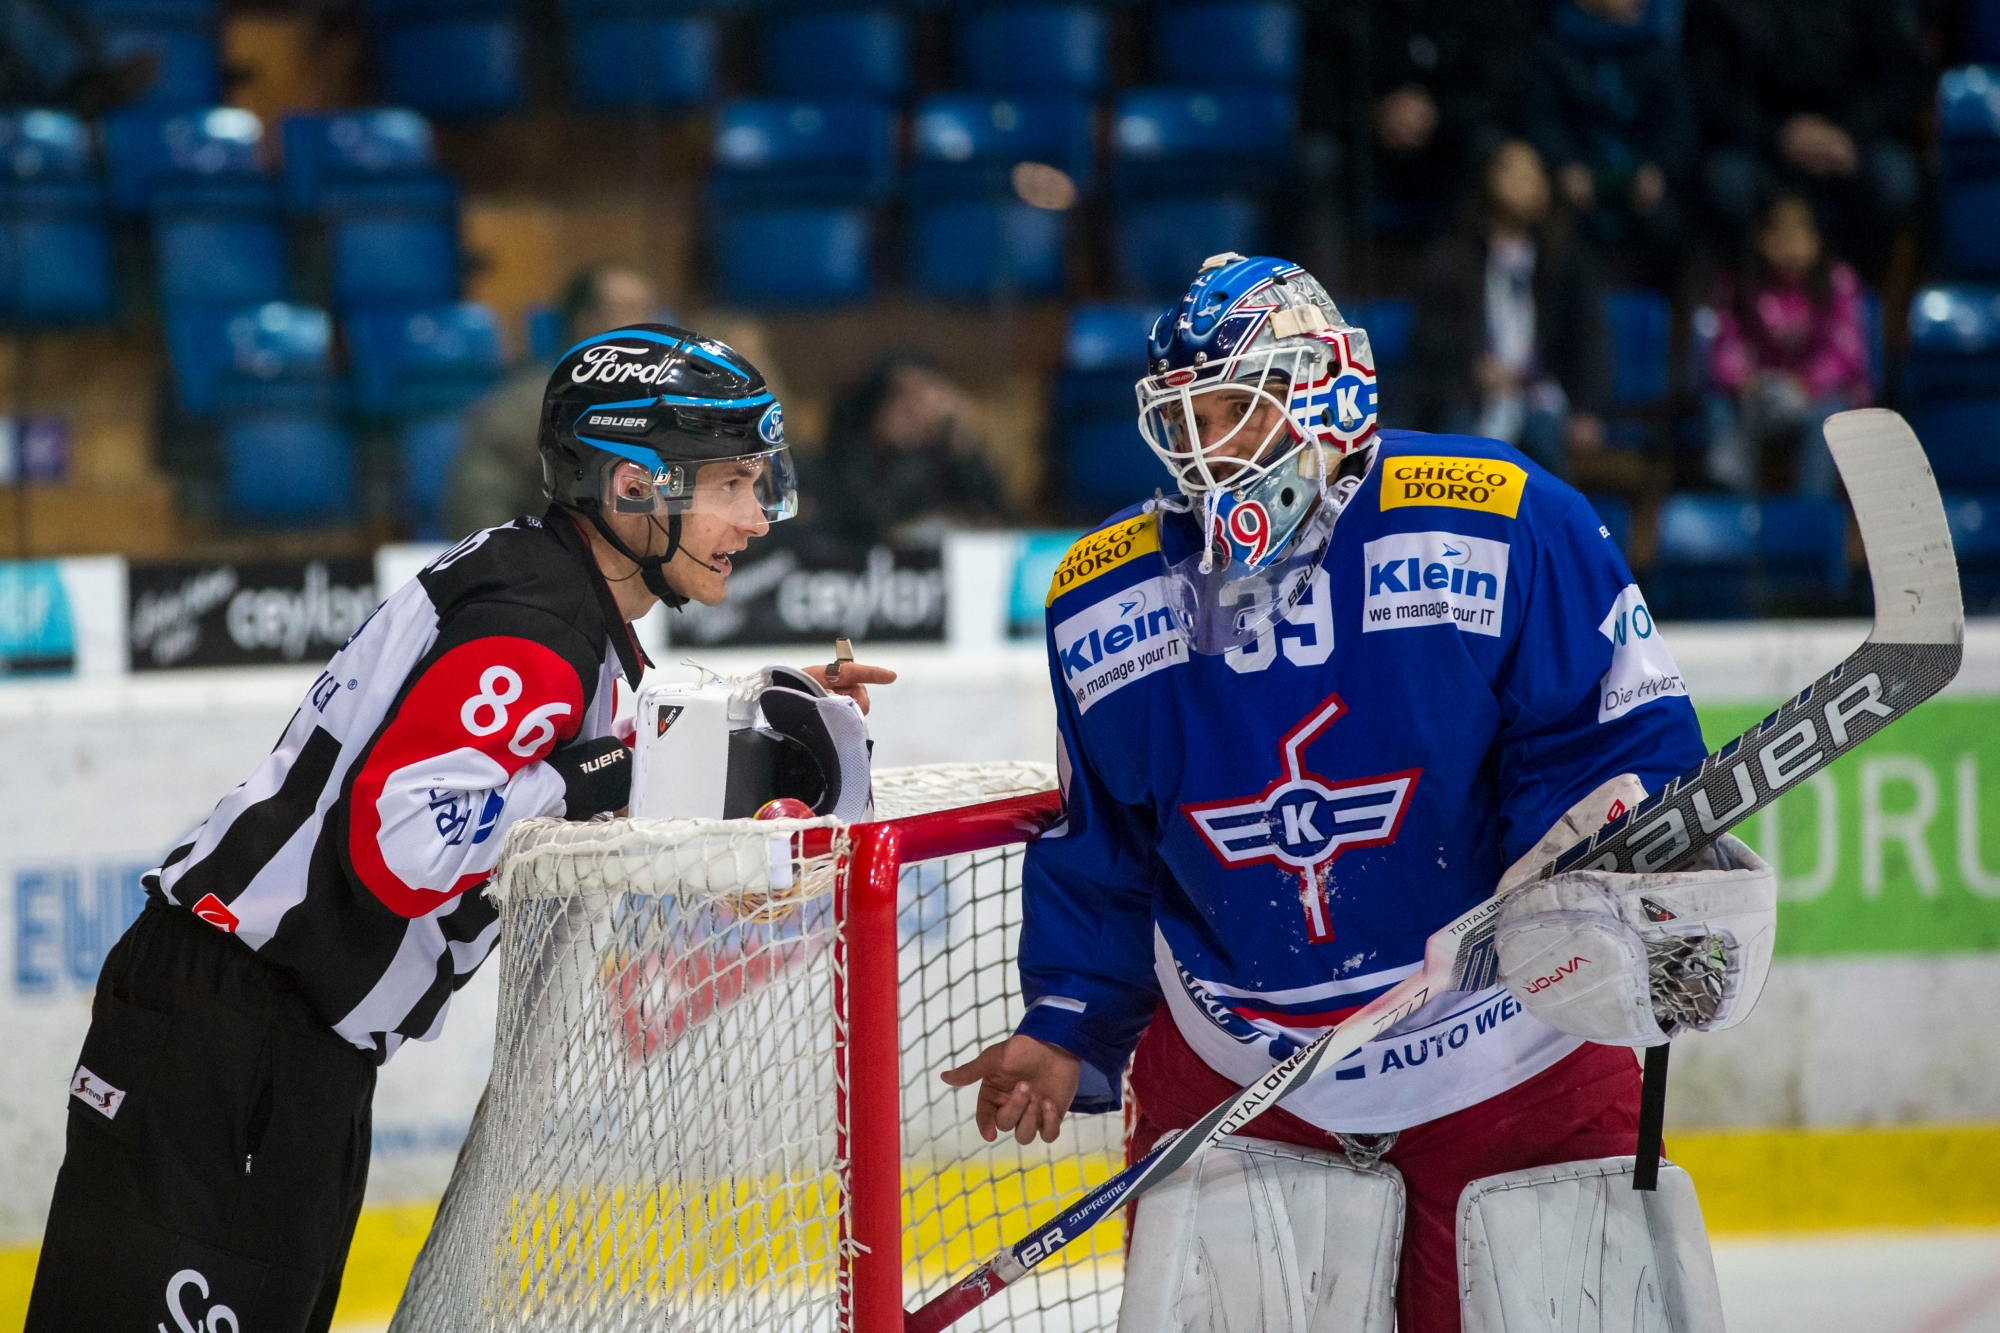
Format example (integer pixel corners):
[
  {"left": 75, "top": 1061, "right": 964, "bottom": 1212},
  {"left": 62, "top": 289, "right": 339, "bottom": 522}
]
[{"left": 26, "top": 326, "right": 891, "bottom": 1332}]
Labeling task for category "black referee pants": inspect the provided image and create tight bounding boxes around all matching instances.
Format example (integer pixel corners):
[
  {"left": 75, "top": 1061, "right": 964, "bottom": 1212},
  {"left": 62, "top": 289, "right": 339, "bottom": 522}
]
[{"left": 26, "top": 899, "right": 376, "bottom": 1333}]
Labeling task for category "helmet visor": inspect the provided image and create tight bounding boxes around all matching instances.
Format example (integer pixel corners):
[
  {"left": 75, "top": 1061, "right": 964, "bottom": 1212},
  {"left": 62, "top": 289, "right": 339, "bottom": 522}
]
[{"left": 606, "top": 446, "right": 799, "bottom": 526}]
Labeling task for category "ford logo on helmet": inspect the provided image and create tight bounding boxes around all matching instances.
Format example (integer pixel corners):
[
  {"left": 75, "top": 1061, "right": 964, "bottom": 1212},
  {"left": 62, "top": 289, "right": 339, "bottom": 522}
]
[{"left": 758, "top": 402, "right": 785, "bottom": 446}]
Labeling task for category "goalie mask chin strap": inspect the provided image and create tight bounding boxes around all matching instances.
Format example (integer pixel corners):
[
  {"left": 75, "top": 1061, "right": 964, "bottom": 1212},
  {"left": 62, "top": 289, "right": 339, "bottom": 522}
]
[{"left": 577, "top": 501, "right": 721, "bottom": 610}]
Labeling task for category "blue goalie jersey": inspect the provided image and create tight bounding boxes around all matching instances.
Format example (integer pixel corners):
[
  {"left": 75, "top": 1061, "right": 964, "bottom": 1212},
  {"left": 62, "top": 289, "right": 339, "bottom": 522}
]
[{"left": 1015, "top": 431, "right": 1708, "bottom": 1133}]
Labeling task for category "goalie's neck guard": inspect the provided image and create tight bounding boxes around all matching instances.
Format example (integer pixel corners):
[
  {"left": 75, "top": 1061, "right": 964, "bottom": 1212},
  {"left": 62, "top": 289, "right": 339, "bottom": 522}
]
[{"left": 1153, "top": 441, "right": 1376, "bottom": 656}]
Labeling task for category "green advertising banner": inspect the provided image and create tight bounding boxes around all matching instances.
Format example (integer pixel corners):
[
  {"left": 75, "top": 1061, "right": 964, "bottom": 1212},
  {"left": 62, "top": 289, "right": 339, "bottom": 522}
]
[{"left": 1696, "top": 697, "right": 2000, "bottom": 957}]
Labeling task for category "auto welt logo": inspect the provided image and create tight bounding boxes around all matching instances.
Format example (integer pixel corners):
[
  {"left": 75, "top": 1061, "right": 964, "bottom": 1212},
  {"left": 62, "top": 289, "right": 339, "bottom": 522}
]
[{"left": 1181, "top": 693, "right": 1419, "bottom": 943}]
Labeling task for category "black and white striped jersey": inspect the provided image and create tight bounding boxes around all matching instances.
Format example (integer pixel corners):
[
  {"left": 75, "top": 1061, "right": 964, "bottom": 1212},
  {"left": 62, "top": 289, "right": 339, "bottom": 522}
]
[{"left": 145, "top": 508, "right": 646, "bottom": 1062}]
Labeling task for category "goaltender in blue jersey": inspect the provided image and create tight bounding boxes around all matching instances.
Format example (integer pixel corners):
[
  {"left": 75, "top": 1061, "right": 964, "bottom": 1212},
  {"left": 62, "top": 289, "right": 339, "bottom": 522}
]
[
  {"left": 943, "top": 253, "right": 1772, "bottom": 1333},
  {"left": 1017, "top": 424, "right": 1706, "bottom": 1131}
]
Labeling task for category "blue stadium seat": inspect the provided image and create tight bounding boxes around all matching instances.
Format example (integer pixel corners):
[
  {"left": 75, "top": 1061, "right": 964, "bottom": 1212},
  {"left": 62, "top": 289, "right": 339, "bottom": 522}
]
[
  {"left": 907, "top": 94, "right": 1092, "bottom": 298},
  {"left": 1937, "top": 67, "right": 2000, "bottom": 277},
  {"left": 163, "top": 301, "right": 334, "bottom": 416},
  {"left": 1063, "top": 302, "right": 1157, "bottom": 374},
  {"left": 709, "top": 99, "right": 896, "bottom": 205},
  {"left": 162, "top": 300, "right": 352, "bottom": 522},
  {"left": 957, "top": 6, "right": 1105, "bottom": 93},
  {"left": 1903, "top": 285, "right": 2000, "bottom": 490},
  {"left": 1156, "top": 2, "right": 1299, "bottom": 86},
  {"left": 75, "top": 0, "right": 219, "bottom": 113},
  {"left": 1649, "top": 494, "right": 1846, "bottom": 619},
  {"left": 1053, "top": 303, "right": 1162, "bottom": 514},
  {"left": 278, "top": 109, "right": 458, "bottom": 307},
  {"left": 1112, "top": 87, "right": 1295, "bottom": 195},
  {"left": 1601, "top": 287, "right": 1670, "bottom": 450},
  {"left": 279, "top": 108, "right": 441, "bottom": 213},
  {"left": 1943, "top": 492, "right": 2000, "bottom": 612},
  {"left": 344, "top": 302, "right": 504, "bottom": 416},
  {"left": 102, "top": 104, "right": 264, "bottom": 213},
  {"left": 910, "top": 94, "right": 1094, "bottom": 198},
  {"left": 119, "top": 109, "right": 287, "bottom": 310},
  {"left": 764, "top": 10, "right": 906, "bottom": 99},
  {"left": 1340, "top": 296, "right": 1412, "bottom": 376},
  {"left": 326, "top": 187, "right": 458, "bottom": 309},
  {"left": 346, "top": 302, "right": 503, "bottom": 533},
  {"left": 1604, "top": 289, "right": 1670, "bottom": 406},
  {"left": 712, "top": 208, "right": 871, "bottom": 305},
  {"left": 222, "top": 411, "right": 356, "bottom": 524},
  {"left": 0, "top": 112, "right": 113, "bottom": 323},
  {"left": 564, "top": 7, "right": 716, "bottom": 111},
  {"left": 1110, "top": 88, "right": 1294, "bottom": 295},
  {"left": 1116, "top": 195, "right": 1260, "bottom": 297},
  {"left": 911, "top": 202, "right": 1065, "bottom": 299},
  {"left": 368, "top": 0, "right": 525, "bottom": 119},
  {"left": 708, "top": 98, "right": 895, "bottom": 305}
]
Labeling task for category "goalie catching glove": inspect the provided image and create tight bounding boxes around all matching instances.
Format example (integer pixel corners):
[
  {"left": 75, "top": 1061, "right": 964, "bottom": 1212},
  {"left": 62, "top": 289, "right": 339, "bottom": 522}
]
[{"left": 1493, "top": 774, "right": 1777, "bottom": 1046}]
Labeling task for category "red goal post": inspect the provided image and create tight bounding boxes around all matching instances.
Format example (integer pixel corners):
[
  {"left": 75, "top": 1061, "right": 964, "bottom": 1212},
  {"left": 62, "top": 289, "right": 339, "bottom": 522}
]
[{"left": 390, "top": 762, "right": 1124, "bottom": 1333}]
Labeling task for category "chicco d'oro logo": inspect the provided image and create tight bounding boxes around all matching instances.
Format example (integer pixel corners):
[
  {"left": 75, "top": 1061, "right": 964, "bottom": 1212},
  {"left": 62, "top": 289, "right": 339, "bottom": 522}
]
[
  {"left": 1380, "top": 456, "right": 1527, "bottom": 518},
  {"left": 572, "top": 343, "right": 668, "bottom": 385}
]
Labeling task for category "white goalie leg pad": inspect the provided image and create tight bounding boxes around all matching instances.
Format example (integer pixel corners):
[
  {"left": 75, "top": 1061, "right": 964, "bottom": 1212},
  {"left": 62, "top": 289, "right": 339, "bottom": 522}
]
[
  {"left": 1118, "top": 1135, "right": 1403, "bottom": 1333},
  {"left": 1458, "top": 1156, "right": 1727, "bottom": 1333}
]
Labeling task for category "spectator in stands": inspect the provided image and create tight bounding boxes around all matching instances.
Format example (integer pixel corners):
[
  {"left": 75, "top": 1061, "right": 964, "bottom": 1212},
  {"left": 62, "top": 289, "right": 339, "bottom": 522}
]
[
  {"left": 805, "top": 353, "right": 1013, "bottom": 549},
  {"left": 1703, "top": 192, "right": 1871, "bottom": 496},
  {"left": 1363, "top": 0, "right": 1534, "bottom": 240},
  {"left": 1521, "top": 0, "right": 1695, "bottom": 278},
  {"left": 1685, "top": 0, "right": 1924, "bottom": 278},
  {"left": 1408, "top": 138, "right": 1610, "bottom": 482},
  {"left": 444, "top": 265, "right": 659, "bottom": 539}
]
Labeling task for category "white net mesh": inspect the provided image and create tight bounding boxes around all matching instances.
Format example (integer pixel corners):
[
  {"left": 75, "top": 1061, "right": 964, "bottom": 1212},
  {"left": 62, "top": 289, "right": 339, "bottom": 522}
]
[{"left": 392, "top": 762, "right": 1123, "bottom": 1333}]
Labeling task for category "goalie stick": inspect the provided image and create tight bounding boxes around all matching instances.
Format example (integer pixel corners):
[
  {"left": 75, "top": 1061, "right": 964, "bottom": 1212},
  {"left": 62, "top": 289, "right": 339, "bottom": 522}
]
[{"left": 905, "top": 409, "right": 1963, "bottom": 1333}]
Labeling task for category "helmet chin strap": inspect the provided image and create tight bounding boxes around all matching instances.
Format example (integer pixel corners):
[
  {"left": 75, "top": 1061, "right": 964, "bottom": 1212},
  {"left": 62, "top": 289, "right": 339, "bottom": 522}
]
[{"left": 579, "top": 502, "right": 722, "bottom": 610}]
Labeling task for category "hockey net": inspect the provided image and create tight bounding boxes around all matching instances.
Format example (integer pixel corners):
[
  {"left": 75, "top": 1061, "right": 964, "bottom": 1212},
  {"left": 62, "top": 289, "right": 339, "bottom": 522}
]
[{"left": 391, "top": 762, "right": 1125, "bottom": 1333}]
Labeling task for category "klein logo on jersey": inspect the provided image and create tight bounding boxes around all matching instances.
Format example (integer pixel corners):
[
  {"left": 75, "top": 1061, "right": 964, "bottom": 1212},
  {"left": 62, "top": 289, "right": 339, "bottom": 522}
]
[
  {"left": 69, "top": 1064, "right": 124, "bottom": 1119},
  {"left": 190, "top": 893, "right": 240, "bottom": 933},
  {"left": 1379, "top": 456, "right": 1527, "bottom": 518},
  {"left": 1182, "top": 694, "right": 1420, "bottom": 943},
  {"left": 1362, "top": 531, "right": 1509, "bottom": 638},
  {"left": 1053, "top": 576, "right": 1187, "bottom": 712}
]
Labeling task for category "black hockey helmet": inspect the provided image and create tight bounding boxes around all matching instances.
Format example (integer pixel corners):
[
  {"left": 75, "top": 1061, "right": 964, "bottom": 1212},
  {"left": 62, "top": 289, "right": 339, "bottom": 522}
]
[{"left": 539, "top": 324, "right": 797, "bottom": 604}]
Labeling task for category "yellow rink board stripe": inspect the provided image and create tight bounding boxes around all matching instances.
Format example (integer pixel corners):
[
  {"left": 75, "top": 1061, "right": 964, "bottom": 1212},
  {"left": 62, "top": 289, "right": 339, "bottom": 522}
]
[{"left": 0, "top": 1125, "right": 1996, "bottom": 1330}]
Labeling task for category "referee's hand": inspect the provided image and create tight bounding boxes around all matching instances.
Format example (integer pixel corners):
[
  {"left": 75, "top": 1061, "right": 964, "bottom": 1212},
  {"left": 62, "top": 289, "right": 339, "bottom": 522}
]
[{"left": 800, "top": 662, "right": 897, "bottom": 715}]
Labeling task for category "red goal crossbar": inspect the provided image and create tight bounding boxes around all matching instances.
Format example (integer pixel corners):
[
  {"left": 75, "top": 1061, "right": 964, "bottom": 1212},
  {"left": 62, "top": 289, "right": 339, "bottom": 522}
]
[{"left": 829, "top": 790, "right": 1066, "bottom": 1333}]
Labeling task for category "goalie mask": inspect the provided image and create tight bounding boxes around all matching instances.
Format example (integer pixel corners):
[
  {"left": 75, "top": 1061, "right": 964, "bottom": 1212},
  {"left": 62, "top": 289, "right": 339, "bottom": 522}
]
[
  {"left": 1136, "top": 254, "right": 1380, "bottom": 655},
  {"left": 540, "top": 324, "right": 798, "bottom": 607}
]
